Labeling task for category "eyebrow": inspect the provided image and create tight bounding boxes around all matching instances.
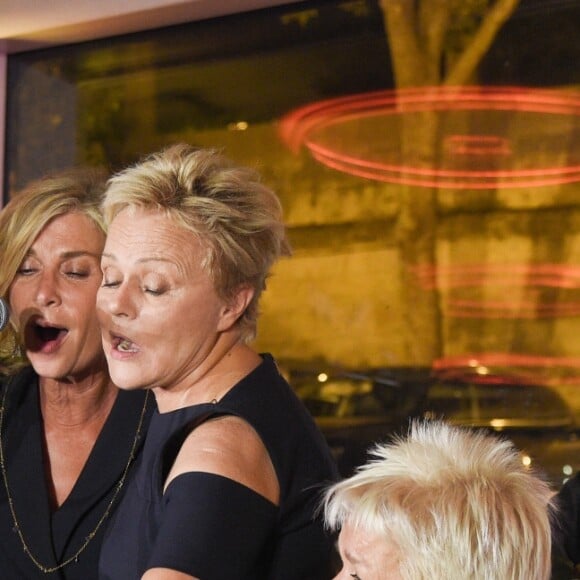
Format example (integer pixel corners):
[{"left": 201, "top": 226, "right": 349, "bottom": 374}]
[
  {"left": 26, "top": 249, "right": 100, "bottom": 260},
  {"left": 101, "top": 254, "right": 185, "bottom": 276},
  {"left": 101, "top": 253, "right": 176, "bottom": 265}
]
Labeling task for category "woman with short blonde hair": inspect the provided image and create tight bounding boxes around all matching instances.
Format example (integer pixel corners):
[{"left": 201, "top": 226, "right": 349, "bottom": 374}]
[
  {"left": 324, "top": 421, "right": 554, "bottom": 580},
  {"left": 97, "top": 145, "right": 337, "bottom": 579}
]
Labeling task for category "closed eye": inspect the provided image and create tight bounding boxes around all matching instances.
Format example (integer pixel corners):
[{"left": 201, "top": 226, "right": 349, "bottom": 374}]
[{"left": 66, "top": 270, "right": 90, "bottom": 279}]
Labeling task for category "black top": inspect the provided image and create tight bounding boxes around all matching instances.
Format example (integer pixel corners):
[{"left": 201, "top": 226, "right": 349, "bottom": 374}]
[
  {"left": 99, "top": 354, "right": 339, "bottom": 580},
  {"left": 553, "top": 472, "right": 580, "bottom": 578},
  {"left": 0, "top": 366, "right": 154, "bottom": 579}
]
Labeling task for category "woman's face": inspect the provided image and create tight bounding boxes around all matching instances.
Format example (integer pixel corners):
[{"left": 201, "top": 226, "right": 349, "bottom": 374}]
[
  {"left": 333, "top": 520, "right": 402, "bottom": 580},
  {"left": 8, "top": 212, "right": 106, "bottom": 381},
  {"left": 97, "top": 207, "right": 234, "bottom": 394}
]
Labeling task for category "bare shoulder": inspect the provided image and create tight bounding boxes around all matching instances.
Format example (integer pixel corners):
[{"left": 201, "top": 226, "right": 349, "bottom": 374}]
[
  {"left": 142, "top": 568, "right": 196, "bottom": 580},
  {"left": 164, "top": 414, "right": 279, "bottom": 505}
]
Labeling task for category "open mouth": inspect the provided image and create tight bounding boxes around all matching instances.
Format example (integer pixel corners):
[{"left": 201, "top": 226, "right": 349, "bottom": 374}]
[
  {"left": 113, "top": 334, "right": 139, "bottom": 353},
  {"left": 26, "top": 320, "right": 68, "bottom": 353}
]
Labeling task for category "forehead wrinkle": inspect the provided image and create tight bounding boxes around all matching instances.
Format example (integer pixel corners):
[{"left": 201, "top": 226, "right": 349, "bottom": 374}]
[
  {"left": 344, "top": 548, "right": 362, "bottom": 565},
  {"left": 101, "top": 252, "right": 186, "bottom": 278},
  {"left": 106, "top": 213, "right": 201, "bottom": 276},
  {"left": 138, "top": 256, "right": 187, "bottom": 276}
]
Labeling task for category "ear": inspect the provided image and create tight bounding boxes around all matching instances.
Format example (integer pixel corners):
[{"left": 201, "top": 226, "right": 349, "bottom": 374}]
[{"left": 217, "top": 284, "right": 255, "bottom": 332}]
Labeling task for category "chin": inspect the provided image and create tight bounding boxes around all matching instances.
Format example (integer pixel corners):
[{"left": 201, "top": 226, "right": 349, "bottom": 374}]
[
  {"left": 109, "top": 370, "right": 147, "bottom": 391},
  {"left": 28, "top": 359, "right": 71, "bottom": 381}
]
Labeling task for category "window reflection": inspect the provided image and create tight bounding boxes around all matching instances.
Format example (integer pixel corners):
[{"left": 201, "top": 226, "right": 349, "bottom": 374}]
[{"left": 5, "top": 0, "right": 580, "bottom": 490}]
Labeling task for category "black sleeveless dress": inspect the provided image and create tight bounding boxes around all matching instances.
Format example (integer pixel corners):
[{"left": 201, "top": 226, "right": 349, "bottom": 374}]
[{"left": 98, "top": 354, "right": 338, "bottom": 580}]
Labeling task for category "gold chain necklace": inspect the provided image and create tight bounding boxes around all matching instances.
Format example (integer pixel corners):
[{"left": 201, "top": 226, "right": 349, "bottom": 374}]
[{"left": 0, "top": 379, "right": 150, "bottom": 573}]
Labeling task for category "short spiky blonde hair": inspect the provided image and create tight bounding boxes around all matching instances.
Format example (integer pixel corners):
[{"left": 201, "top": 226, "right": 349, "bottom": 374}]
[
  {"left": 0, "top": 168, "right": 107, "bottom": 374},
  {"left": 102, "top": 144, "right": 291, "bottom": 341},
  {"left": 323, "top": 421, "right": 554, "bottom": 580}
]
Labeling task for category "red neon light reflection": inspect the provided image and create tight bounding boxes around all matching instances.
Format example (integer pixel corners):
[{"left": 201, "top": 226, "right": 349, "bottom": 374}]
[
  {"left": 410, "top": 263, "right": 580, "bottom": 319},
  {"left": 444, "top": 135, "right": 512, "bottom": 156},
  {"left": 444, "top": 300, "right": 580, "bottom": 319},
  {"left": 434, "top": 353, "right": 580, "bottom": 370},
  {"left": 433, "top": 354, "right": 580, "bottom": 386},
  {"left": 279, "top": 86, "right": 580, "bottom": 189},
  {"left": 412, "top": 264, "right": 580, "bottom": 290}
]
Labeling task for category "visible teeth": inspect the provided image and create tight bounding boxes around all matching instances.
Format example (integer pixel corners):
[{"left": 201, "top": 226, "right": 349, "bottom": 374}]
[{"left": 118, "top": 339, "right": 134, "bottom": 352}]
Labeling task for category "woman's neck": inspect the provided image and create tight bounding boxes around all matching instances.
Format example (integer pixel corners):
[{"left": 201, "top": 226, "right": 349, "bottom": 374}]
[
  {"left": 39, "top": 372, "right": 119, "bottom": 428},
  {"left": 154, "top": 339, "right": 262, "bottom": 413},
  {"left": 37, "top": 371, "right": 121, "bottom": 509}
]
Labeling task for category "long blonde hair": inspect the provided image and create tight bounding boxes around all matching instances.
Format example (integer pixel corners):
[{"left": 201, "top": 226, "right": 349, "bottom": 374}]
[{"left": 0, "top": 168, "right": 107, "bottom": 374}]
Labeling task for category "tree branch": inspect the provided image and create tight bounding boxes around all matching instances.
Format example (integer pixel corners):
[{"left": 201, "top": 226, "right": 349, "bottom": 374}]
[
  {"left": 380, "top": 0, "right": 431, "bottom": 87},
  {"left": 419, "top": 0, "right": 451, "bottom": 79},
  {"left": 443, "top": 0, "right": 520, "bottom": 85}
]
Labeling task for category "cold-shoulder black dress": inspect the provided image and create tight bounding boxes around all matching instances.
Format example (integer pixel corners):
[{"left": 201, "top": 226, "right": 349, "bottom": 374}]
[{"left": 99, "top": 354, "right": 338, "bottom": 580}]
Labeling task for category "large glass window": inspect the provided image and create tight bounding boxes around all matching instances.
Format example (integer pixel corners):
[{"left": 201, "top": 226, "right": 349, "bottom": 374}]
[{"left": 5, "top": 0, "right": 580, "bottom": 488}]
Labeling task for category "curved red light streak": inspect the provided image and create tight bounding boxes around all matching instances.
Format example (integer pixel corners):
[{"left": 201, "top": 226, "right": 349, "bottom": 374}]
[
  {"left": 412, "top": 264, "right": 580, "bottom": 290},
  {"left": 279, "top": 86, "right": 580, "bottom": 189},
  {"left": 433, "top": 354, "right": 580, "bottom": 386},
  {"left": 410, "top": 263, "right": 580, "bottom": 319},
  {"left": 445, "top": 300, "right": 580, "bottom": 319},
  {"left": 434, "top": 353, "right": 580, "bottom": 370}
]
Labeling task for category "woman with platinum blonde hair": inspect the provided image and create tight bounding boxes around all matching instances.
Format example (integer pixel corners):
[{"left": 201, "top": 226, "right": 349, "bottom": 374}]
[
  {"left": 96, "top": 144, "right": 338, "bottom": 579},
  {"left": 323, "top": 420, "right": 554, "bottom": 580}
]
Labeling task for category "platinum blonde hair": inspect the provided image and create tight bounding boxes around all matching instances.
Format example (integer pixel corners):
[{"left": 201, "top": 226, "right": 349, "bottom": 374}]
[
  {"left": 0, "top": 168, "right": 107, "bottom": 374},
  {"left": 323, "top": 420, "right": 554, "bottom": 580},
  {"left": 102, "top": 144, "right": 291, "bottom": 341}
]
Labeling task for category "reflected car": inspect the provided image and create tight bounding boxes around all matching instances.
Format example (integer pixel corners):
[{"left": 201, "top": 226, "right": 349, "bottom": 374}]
[{"left": 289, "top": 365, "right": 580, "bottom": 489}]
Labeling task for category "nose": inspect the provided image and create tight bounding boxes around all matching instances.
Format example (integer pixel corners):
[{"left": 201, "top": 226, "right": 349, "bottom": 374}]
[
  {"left": 97, "top": 281, "right": 137, "bottom": 320},
  {"left": 35, "top": 270, "right": 61, "bottom": 308}
]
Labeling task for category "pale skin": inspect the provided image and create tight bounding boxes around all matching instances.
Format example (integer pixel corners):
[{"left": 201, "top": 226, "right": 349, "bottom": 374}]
[
  {"left": 97, "top": 207, "right": 280, "bottom": 580},
  {"left": 333, "top": 520, "right": 402, "bottom": 580},
  {"left": 8, "top": 212, "right": 117, "bottom": 509}
]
